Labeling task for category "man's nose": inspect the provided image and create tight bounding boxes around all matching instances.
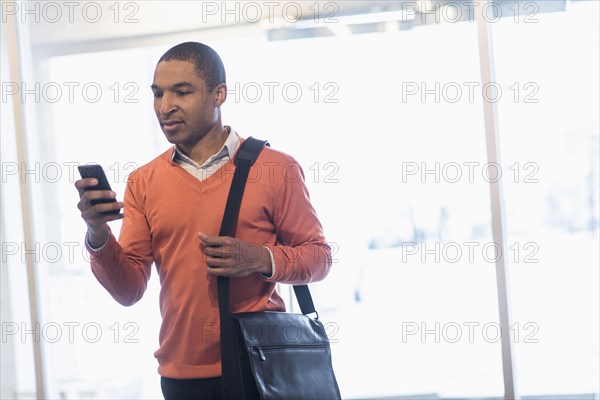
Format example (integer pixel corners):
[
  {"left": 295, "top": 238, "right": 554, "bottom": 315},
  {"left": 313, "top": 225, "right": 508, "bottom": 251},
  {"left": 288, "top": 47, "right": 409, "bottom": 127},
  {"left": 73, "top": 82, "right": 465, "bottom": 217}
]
[{"left": 158, "top": 94, "right": 176, "bottom": 117}]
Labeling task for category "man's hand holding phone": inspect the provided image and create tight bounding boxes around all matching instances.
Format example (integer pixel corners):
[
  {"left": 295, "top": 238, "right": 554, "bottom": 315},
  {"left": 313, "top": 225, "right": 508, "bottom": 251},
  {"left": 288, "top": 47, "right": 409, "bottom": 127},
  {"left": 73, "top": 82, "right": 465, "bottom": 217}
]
[{"left": 75, "top": 165, "right": 124, "bottom": 248}]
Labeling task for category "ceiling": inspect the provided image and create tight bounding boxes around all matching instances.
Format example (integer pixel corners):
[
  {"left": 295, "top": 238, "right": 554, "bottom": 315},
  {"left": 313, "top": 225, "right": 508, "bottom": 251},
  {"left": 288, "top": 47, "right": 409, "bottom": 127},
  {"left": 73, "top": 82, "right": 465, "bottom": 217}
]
[
  {"left": 27, "top": 1, "right": 405, "bottom": 45},
  {"left": 21, "top": 0, "right": 566, "bottom": 57}
]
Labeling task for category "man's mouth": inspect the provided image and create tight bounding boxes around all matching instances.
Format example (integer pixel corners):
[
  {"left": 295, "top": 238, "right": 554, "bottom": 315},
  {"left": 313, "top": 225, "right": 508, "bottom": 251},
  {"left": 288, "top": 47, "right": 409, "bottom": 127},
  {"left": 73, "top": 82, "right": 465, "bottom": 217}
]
[{"left": 161, "top": 120, "right": 183, "bottom": 133}]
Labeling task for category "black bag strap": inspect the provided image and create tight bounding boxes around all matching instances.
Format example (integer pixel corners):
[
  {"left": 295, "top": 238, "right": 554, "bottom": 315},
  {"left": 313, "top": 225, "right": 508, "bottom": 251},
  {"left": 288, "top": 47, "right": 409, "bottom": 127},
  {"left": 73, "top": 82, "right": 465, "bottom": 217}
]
[
  {"left": 216, "top": 137, "right": 318, "bottom": 318},
  {"left": 217, "top": 137, "right": 320, "bottom": 399}
]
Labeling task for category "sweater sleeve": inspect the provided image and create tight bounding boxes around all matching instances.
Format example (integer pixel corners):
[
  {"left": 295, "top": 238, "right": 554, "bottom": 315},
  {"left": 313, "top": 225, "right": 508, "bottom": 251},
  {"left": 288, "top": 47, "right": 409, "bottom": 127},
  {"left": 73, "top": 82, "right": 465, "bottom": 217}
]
[
  {"left": 263, "top": 160, "right": 332, "bottom": 285},
  {"left": 87, "top": 171, "right": 153, "bottom": 306}
]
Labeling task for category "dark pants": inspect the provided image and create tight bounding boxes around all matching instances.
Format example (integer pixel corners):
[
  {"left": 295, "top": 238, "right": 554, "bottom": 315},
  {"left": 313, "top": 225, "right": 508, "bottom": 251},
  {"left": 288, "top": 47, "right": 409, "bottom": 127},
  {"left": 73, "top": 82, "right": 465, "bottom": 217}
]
[{"left": 161, "top": 376, "right": 222, "bottom": 400}]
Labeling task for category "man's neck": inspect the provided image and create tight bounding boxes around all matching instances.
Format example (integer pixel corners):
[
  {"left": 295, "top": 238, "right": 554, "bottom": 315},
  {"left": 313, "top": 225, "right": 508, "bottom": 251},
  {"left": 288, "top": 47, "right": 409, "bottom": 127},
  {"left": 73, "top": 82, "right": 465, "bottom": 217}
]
[{"left": 178, "top": 125, "right": 229, "bottom": 165}]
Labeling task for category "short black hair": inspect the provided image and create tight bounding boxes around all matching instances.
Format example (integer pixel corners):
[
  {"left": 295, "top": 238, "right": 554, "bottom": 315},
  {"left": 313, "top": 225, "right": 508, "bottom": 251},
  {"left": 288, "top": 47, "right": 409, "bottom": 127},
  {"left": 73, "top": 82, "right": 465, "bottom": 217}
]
[{"left": 158, "top": 42, "right": 226, "bottom": 91}]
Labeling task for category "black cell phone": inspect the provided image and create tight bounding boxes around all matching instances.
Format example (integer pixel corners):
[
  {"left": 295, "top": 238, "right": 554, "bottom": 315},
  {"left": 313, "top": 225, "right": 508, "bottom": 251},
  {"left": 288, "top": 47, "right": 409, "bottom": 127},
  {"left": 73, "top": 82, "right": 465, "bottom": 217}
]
[{"left": 78, "top": 164, "right": 120, "bottom": 214}]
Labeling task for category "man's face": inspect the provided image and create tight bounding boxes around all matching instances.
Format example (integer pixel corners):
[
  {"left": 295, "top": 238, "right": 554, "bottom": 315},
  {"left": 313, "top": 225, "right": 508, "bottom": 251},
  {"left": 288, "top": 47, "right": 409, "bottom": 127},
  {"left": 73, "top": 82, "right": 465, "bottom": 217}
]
[{"left": 151, "top": 60, "right": 225, "bottom": 147}]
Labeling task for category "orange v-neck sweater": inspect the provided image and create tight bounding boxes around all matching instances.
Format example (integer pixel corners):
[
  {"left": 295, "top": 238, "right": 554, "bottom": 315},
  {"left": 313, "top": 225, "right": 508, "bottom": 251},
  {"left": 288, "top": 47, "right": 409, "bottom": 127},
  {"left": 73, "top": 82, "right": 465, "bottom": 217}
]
[{"left": 88, "top": 140, "right": 332, "bottom": 379}]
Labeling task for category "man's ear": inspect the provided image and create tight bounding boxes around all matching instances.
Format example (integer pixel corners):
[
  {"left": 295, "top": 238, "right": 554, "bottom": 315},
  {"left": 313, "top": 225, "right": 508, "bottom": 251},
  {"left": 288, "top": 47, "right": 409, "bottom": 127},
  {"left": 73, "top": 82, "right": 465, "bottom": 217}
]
[{"left": 214, "top": 83, "right": 227, "bottom": 106}]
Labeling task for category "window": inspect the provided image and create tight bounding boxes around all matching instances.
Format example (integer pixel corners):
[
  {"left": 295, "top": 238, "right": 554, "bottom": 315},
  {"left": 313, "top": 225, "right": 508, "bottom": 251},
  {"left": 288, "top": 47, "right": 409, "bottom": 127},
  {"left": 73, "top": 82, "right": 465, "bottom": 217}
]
[
  {"left": 493, "top": 1, "right": 600, "bottom": 395},
  {"left": 2, "top": 1, "right": 598, "bottom": 398}
]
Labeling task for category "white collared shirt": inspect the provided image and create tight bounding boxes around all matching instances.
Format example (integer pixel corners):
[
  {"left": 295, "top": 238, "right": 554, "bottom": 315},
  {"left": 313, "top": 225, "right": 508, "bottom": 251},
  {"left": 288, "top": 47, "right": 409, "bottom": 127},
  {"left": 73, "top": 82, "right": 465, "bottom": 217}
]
[{"left": 171, "top": 125, "right": 240, "bottom": 181}]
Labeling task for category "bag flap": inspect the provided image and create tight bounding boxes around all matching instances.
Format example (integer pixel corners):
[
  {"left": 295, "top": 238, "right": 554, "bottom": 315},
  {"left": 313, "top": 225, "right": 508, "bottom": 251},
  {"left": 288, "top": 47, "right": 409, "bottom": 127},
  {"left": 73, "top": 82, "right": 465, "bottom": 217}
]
[{"left": 231, "top": 311, "right": 329, "bottom": 347}]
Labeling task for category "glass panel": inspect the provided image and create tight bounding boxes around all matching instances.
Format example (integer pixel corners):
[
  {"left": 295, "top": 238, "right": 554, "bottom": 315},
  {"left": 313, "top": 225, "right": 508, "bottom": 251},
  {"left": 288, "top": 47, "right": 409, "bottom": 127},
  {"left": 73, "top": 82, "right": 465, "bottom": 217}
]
[
  {"left": 33, "top": 12, "right": 504, "bottom": 400},
  {"left": 40, "top": 48, "right": 164, "bottom": 399},
  {"left": 220, "top": 23, "right": 502, "bottom": 399},
  {"left": 493, "top": 1, "right": 600, "bottom": 395}
]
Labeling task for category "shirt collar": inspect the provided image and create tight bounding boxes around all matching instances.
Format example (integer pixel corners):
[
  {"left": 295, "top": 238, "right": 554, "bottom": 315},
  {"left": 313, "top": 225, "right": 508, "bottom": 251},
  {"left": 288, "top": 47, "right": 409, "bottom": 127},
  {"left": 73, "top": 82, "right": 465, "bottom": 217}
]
[{"left": 171, "top": 126, "right": 239, "bottom": 168}]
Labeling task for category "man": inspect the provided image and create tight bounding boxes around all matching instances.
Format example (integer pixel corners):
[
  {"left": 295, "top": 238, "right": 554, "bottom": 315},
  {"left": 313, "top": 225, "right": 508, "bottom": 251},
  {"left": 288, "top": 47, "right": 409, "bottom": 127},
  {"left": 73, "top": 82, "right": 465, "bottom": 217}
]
[{"left": 75, "top": 42, "right": 332, "bottom": 399}]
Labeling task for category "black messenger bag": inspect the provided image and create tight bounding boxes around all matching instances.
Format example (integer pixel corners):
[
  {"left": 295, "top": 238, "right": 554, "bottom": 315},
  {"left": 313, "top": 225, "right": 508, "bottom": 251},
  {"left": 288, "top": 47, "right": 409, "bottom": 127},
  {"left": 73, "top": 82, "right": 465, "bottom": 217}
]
[{"left": 217, "top": 137, "right": 342, "bottom": 400}]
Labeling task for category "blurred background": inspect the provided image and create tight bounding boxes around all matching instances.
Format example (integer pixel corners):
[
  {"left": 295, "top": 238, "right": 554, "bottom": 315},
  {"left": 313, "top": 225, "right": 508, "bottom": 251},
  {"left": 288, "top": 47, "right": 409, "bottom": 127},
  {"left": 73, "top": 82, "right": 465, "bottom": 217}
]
[{"left": 1, "top": 1, "right": 598, "bottom": 399}]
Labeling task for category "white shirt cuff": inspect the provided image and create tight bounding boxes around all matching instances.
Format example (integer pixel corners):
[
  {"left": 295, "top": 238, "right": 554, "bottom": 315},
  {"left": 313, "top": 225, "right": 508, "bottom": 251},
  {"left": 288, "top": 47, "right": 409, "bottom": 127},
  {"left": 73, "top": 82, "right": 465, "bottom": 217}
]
[
  {"left": 86, "top": 231, "right": 109, "bottom": 252},
  {"left": 259, "top": 246, "right": 276, "bottom": 279}
]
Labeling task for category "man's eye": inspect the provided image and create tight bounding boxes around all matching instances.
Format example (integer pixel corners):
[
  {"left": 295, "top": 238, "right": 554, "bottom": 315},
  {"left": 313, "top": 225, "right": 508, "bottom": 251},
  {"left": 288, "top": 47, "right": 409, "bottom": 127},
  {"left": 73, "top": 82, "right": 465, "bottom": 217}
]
[
  {"left": 177, "top": 91, "right": 190, "bottom": 96},
  {"left": 153, "top": 93, "right": 163, "bottom": 98}
]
